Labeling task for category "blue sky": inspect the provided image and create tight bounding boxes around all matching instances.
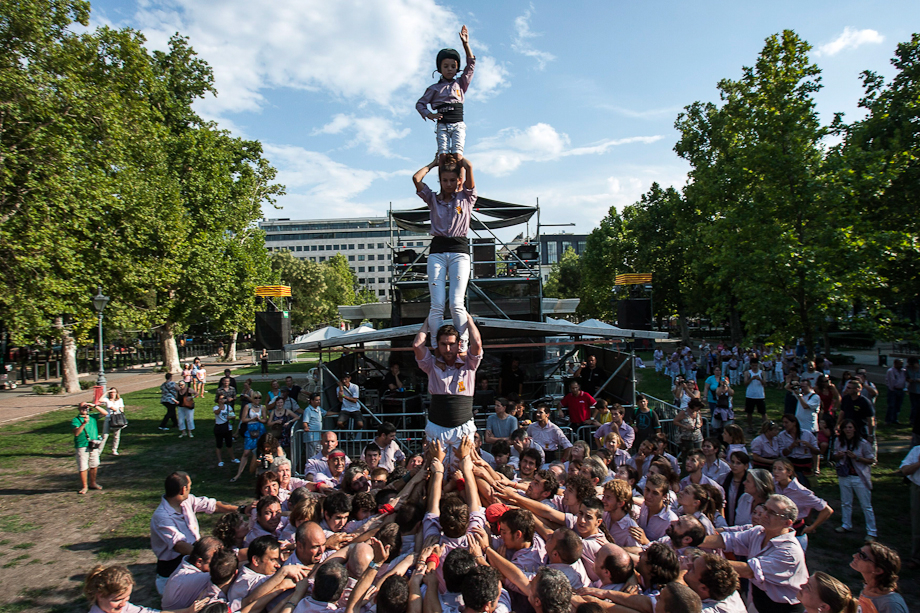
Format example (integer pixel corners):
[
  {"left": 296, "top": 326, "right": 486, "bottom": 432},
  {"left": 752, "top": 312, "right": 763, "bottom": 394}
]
[{"left": 89, "top": 0, "right": 919, "bottom": 236}]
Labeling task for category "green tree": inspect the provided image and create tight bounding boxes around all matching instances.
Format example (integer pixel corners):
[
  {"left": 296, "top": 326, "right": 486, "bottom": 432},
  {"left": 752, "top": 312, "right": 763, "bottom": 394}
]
[
  {"left": 675, "top": 30, "right": 848, "bottom": 352},
  {"left": 544, "top": 246, "right": 582, "bottom": 300},
  {"left": 833, "top": 33, "right": 920, "bottom": 337},
  {"left": 579, "top": 209, "right": 631, "bottom": 319}
]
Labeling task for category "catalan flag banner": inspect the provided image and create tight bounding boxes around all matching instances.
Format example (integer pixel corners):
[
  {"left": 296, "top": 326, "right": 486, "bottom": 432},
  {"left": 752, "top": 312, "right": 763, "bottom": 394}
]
[
  {"left": 614, "top": 273, "right": 653, "bottom": 286},
  {"left": 255, "top": 285, "right": 293, "bottom": 297}
]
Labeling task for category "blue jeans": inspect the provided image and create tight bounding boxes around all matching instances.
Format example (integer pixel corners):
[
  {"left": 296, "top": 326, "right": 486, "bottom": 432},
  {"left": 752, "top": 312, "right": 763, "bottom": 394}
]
[
  {"left": 839, "top": 474, "right": 877, "bottom": 536},
  {"left": 886, "top": 388, "right": 905, "bottom": 423},
  {"left": 436, "top": 121, "right": 466, "bottom": 156}
]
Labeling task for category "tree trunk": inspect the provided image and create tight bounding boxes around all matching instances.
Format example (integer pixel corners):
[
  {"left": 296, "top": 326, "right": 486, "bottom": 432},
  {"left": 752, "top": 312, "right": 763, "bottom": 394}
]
[
  {"left": 226, "top": 331, "right": 238, "bottom": 362},
  {"left": 55, "top": 316, "right": 80, "bottom": 393},
  {"left": 160, "top": 322, "right": 182, "bottom": 374},
  {"left": 678, "top": 311, "right": 691, "bottom": 345},
  {"left": 729, "top": 301, "right": 743, "bottom": 346}
]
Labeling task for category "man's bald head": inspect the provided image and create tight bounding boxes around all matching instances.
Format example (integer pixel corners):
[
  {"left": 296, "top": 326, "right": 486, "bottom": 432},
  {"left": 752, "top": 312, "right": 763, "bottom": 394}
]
[
  {"left": 595, "top": 543, "right": 634, "bottom": 586},
  {"left": 295, "top": 521, "right": 327, "bottom": 564},
  {"left": 347, "top": 542, "right": 374, "bottom": 578},
  {"left": 656, "top": 582, "right": 702, "bottom": 613}
]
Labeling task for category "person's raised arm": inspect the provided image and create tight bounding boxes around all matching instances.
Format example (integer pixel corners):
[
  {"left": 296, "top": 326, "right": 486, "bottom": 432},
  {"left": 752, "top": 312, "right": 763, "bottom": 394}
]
[
  {"left": 459, "top": 436, "right": 480, "bottom": 513},
  {"left": 426, "top": 443, "right": 445, "bottom": 516},
  {"left": 413, "top": 158, "right": 439, "bottom": 192},
  {"left": 459, "top": 157, "right": 475, "bottom": 191},
  {"left": 471, "top": 527, "right": 531, "bottom": 595},
  {"left": 699, "top": 532, "right": 726, "bottom": 550},
  {"left": 413, "top": 320, "right": 431, "bottom": 363},
  {"left": 495, "top": 484, "right": 566, "bottom": 524},
  {"left": 466, "top": 315, "right": 481, "bottom": 355}
]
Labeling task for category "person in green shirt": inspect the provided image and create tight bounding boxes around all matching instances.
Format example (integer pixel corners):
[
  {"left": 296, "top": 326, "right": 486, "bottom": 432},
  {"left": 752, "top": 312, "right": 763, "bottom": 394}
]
[{"left": 73, "top": 401, "right": 108, "bottom": 494}]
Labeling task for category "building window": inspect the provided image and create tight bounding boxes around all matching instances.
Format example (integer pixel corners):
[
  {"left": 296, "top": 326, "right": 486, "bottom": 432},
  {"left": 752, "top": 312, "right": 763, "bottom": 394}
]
[
  {"left": 319, "top": 256, "right": 326, "bottom": 262},
  {"left": 350, "top": 267, "right": 355, "bottom": 272},
  {"left": 378, "top": 289, "right": 385, "bottom": 296},
  {"left": 578, "top": 240, "right": 587, "bottom": 253},
  {"left": 378, "top": 278, "right": 385, "bottom": 284},
  {"left": 368, "top": 254, "right": 375, "bottom": 261},
  {"left": 358, "top": 266, "right": 365, "bottom": 272},
  {"left": 349, "top": 244, "right": 354, "bottom": 249},
  {"left": 348, "top": 255, "right": 355, "bottom": 261},
  {"left": 546, "top": 241, "right": 558, "bottom": 264},
  {"left": 318, "top": 245, "right": 324, "bottom": 251},
  {"left": 378, "top": 266, "right": 385, "bottom": 272},
  {"left": 310, "top": 257, "right": 316, "bottom": 262},
  {"left": 358, "top": 244, "right": 365, "bottom": 249},
  {"left": 295, "top": 245, "right": 302, "bottom": 251},
  {"left": 377, "top": 243, "right": 384, "bottom": 249},
  {"left": 358, "top": 255, "right": 365, "bottom": 261},
  {"left": 562, "top": 241, "right": 573, "bottom": 254},
  {"left": 311, "top": 245, "right": 317, "bottom": 251}
]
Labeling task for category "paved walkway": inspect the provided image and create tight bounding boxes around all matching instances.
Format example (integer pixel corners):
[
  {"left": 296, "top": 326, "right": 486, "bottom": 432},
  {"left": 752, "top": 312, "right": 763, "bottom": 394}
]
[{"left": 0, "top": 355, "right": 315, "bottom": 425}]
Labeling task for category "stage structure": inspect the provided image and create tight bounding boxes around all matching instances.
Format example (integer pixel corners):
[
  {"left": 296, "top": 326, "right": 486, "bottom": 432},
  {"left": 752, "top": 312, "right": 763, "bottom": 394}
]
[
  {"left": 613, "top": 273, "right": 653, "bottom": 334},
  {"left": 254, "top": 285, "right": 294, "bottom": 362}
]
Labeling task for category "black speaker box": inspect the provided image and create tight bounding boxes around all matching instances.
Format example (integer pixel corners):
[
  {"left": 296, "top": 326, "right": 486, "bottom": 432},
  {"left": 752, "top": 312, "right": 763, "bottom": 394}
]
[
  {"left": 255, "top": 311, "right": 291, "bottom": 350},
  {"left": 617, "top": 299, "right": 652, "bottom": 331}
]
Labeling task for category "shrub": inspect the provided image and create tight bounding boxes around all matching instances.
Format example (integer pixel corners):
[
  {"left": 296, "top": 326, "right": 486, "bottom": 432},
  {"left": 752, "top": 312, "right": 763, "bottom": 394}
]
[
  {"left": 31, "top": 385, "right": 46, "bottom": 395},
  {"left": 78, "top": 380, "right": 92, "bottom": 390},
  {"left": 46, "top": 384, "right": 62, "bottom": 395}
]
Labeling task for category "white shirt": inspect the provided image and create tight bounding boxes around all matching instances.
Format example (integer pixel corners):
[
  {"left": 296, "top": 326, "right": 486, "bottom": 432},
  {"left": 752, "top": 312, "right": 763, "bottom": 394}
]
[
  {"left": 227, "top": 565, "right": 271, "bottom": 610},
  {"left": 161, "top": 557, "right": 212, "bottom": 609},
  {"left": 340, "top": 383, "right": 360, "bottom": 411},
  {"left": 900, "top": 446, "right": 920, "bottom": 487},
  {"left": 745, "top": 369, "right": 765, "bottom": 399},
  {"left": 702, "top": 591, "right": 747, "bottom": 613},
  {"left": 795, "top": 392, "right": 821, "bottom": 432},
  {"left": 376, "top": 439, "right": 406, "bottom": 472}
]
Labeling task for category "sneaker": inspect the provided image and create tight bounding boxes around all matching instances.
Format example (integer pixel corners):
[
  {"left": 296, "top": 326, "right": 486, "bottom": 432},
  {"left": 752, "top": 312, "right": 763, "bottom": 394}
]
[
  {"left": 865, "top": 535, "right": 877, "bottom": 542},
  {"left": 218, "top": 462, "right": 225, "bottom": 467},
  {"left": 112, "top": 451, "right": 119, "bottom": 456},
  {"left": 188, "top": 433, "right": 194, "bottom": 438},
  {"left": 232, "top": 458, "right": 241, "bottom": 464},
  {"left": 835, "top": 526, "right": 851, "bottom": 534},
  {"left": 178, "top": 432, "right": 186, "bottom": 438},
  {"left": 158, "top": 427, "right": 169, "bottom": 431}
]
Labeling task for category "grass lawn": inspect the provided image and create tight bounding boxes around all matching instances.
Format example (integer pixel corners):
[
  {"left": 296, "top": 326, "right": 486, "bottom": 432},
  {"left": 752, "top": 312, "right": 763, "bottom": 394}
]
[
  {"left": 635, "top": 352, "right": 919, "bottom": 608},
  {"left": 232, "top": 353, "right": 324, "bottom": 377},
  {"left": 0, "top": 356, "right": 916, "bottom": 611}
]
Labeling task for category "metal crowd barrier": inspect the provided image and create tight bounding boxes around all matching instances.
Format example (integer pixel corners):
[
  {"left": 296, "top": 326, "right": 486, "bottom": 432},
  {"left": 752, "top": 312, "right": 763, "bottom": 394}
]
[{"left": 290, "top": 425, "right": 427, "bottom": 477}]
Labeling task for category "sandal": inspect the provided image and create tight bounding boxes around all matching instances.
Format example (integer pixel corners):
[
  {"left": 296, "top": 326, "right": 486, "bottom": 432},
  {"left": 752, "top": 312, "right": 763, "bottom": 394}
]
[
  {"left": 78, "top": 488, "right": 88, "bottom": 495},
  {"left": 90, "top": 484, "right": 103, "bottom": 490}
]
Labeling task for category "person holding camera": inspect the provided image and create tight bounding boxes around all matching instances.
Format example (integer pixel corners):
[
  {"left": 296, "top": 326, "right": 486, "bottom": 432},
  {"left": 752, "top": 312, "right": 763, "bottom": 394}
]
[{"left": 73, "top": 401, "right": 108, "bottom": 494}]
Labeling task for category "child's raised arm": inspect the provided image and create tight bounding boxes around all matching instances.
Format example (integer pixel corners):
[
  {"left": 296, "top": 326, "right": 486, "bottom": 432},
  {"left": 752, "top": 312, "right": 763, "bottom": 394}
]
[
  {"left": 460, "top": 25, "right": 473, "bottom": 59},
  {"left": 412, "top": 157, "right": 439, "bottom": 192}
]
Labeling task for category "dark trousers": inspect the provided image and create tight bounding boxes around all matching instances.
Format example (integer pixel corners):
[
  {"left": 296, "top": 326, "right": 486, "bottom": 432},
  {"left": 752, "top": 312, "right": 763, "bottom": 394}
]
[
  {"left": 751, "top": 585, "right": 804, "bottom": 613},
  {"left": 887, "top": 388, "right": 905, "bottom": 423},
  {"left": 160, "top": 402, "right": 178, "bottom": 428},
  {"left": 261, "top": 359, "right": 269, "bottom": 374},
  {"left": 908, "top": 392, "right": 920, "bottom": 426}
]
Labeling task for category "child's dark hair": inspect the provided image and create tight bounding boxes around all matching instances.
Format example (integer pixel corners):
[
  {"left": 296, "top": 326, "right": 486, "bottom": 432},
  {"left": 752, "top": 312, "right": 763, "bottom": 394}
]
[
  {"left": 84, "top": 565, "right": 134, "bottom": 601},
  {"left": 351, "top": 491, "right": 376, "bottom": 518},
  {"left": 439, "top": 493, "right": 469, "bottom": 538}
]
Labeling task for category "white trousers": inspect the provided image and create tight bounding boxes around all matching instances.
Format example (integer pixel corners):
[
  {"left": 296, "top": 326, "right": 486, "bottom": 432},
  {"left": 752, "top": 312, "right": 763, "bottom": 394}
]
[
  {"left": 839, "top": 474, "right": 877, "bottom": 536},
  {"left": 427, "top": 252, "right": 470, "bottom": 348},
  {"left": 178, "top": 407, "right": 195, "bottom": 431}
]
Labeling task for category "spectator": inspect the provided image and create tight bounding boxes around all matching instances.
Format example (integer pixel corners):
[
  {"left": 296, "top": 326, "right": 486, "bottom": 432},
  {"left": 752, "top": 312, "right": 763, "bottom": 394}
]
[
  {"left": 796, "top": 572, "right": 858, "bottom": 613},
  {"left": 100, "top": 387, "right": 125, "bottom": 456},
  {"left": 372, "top": 422, "right": 406, "bottom": 471},
  {"left": 213, "top": 394, "right": 236, "bottom": 467},
  {"left": 73, "top": 401, "right": 107, "bottom": 494},
  {"left": 744, "top": 358, "right": 768, "bottom": 434},
  {"left": 301, "top": 393, "right": 326, "bottom": 458},
  {"left": 735, "top": 468, "right": 775, "bottom": 526},
  {"left": 231, "top": 392, "right": 268, "bottom": 482},
  {"left": 84, "top": 564, "right": 199, "bottom": 613},
  {"left": 832, "top": 419, "right": 877, "bottom": 541},
  {"left": 176, "top": 382, "right": 196, "bottom": 439},
  {"left": 850, "top": 542, "right": 910, "bottom": 613},
  {"left": 161, "top": 536, "right": 223, "bottom": 609},
  {"left": 159, "top": 372, "right": 179, "bottom": 431},
  {"left": 675, "top": 398, "right": 705, "bottom": 455},
  {"left": 527, "top": 404, "right": 573, "bottom": 464},
  {"left": 750, "top": 421, "right": 781, "bottom": 470},
  {"left": 885, "top": 359, "right": 907, "bottom": 426},
  {"left": 558, "top": 380, "right": 598, "bottom": 434},
  {"left": 336, "top": 373, "right": 364, "bottom": 431},
  {"left": 772, "top": 457, "right": 834, "bottom": 550},
  {"left": 485, "top": 397, "right": 518, "bottom": 445},
  {"left": 260, "top": 348, "right": 269, "bottom": 374},
  {"left": 898, "top": 443, "right": 920, "bottom": 569},
  {"left": 633, "top": 394, "right": 661, "bottom": 445},
  {"left": 575, "top": 354, "right": 606, "bottom": 398}
]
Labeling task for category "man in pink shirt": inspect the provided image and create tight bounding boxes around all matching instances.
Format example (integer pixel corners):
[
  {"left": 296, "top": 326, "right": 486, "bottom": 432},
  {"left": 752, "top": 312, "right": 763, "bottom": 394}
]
[
  {"left": 150, "top": 471, "right": 238, "bottom": 594},
  {"left": 413, "top": 316, "right": 483, "bottom": 465},
  {"left": 161, "top": 536, "right": 222, "bottom": 609},
  {"left": 700, "top": 494, "right": 809, "bottom": 612}
]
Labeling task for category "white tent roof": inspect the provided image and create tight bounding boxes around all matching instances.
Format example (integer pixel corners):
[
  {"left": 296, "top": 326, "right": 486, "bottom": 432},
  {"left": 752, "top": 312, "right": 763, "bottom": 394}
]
[
  {"left": 292, "top": 326, "right": 345, "bottom": 345},
  {"left": 342, "top": 324, "right": 375, "bottom": 336},
  {"left": 546, "top": 316, "right": 578, "bottom": 326},
  {"left": 578, "top": 318, "right": 617, "bottom": 329}
]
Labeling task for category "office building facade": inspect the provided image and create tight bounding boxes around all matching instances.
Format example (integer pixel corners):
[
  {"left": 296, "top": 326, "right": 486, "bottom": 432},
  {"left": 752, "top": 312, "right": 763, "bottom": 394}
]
[{"left": 258, "top": 217, "right": 431, "bottom": 301}]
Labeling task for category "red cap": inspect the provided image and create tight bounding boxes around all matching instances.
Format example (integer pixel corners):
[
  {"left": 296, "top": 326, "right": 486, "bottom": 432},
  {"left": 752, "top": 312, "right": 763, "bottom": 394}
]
[
  {"left": 327, "top": 450, "right": 347, "bottom": 458},
  {"left": 485, "top": 503, "right": 510, "bottom": 524}
]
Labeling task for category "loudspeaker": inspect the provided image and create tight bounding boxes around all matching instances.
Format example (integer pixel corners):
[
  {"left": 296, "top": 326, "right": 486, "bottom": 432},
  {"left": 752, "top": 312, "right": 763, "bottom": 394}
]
[
  {"left": 473, "top": 238, "right": 495, "bottom": 279},
  {"left": 255, "top": 311, "right": 291, "bottom": 350},
  {"left": 617, "top": 299, "right": 652, "bottom": 331}
]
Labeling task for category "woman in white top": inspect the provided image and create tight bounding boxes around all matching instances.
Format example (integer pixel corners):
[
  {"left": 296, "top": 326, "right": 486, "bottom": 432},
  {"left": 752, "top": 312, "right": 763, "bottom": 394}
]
[
  {"left": 733, "top": 468, "right": 774, "bottom": 526},
  {"left": 832, "top": 419, "right": 876, "bottom": 539},
  {"left": 700, "top": 438, "right": 730, "bottom": 482},
  {"left": 100, "top": 388, "right": 125, "bottom": 456}
]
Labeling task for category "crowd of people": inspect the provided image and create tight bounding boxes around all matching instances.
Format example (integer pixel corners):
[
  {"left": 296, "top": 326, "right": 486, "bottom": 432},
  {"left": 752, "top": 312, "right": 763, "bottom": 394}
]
[{"left": 78, "top": 320, "right": 919, "bottom": 613}]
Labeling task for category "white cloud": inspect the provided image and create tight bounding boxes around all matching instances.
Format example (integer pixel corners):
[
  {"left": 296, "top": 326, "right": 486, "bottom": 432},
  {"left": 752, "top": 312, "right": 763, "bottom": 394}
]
[
  {"left": 471, "top": 55, "right": 510, "bottom": 100},
  {"left": 128, "top": 0, "right": 460, "bottom": 121},
  {"left": 816, "top": 27, "right": 884, "bottom": 57},
  {"left": 314, "top": 114, "right": 411, "bottom": 159},
  {"left": 262, "top": 144, "right": 407, "bottom": 218},
  {"left": 471, "top": 123, "right": 664, "bottom": 176},
  {"left": 511, "top": 4, "right": 555, "bottom": 70}
]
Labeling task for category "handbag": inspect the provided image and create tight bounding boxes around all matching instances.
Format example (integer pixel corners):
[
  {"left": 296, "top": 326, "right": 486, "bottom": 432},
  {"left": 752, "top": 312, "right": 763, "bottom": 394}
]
[
  {"left": 180, "top": 394, "right": 195, "bottom": 409},
  {"left": 109, "top": 412, "right": 128, "bottom": 429}
]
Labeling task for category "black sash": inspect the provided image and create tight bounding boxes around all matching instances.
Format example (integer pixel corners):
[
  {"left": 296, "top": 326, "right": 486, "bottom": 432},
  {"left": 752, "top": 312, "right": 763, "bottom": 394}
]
[
  {"left": 750, "top": 584, "right": 804, "bottom": 613},
  {"left": 436, "top": 102, "right": 464, "bottom": 123},
  {"left": 430, "top": 236, "right": 470, "bottom": 254},
  {"left": 156, "top": 555, "right": 184, "bottom": 578},
  {"left": 429, "top": 394, "right": 473, "bottom": 428}
]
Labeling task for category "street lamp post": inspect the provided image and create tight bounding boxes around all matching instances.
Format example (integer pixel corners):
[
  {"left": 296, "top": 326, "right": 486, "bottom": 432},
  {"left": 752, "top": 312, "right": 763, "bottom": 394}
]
[{"left": 93, "top": 287, "right": 110, "bottom": 395}]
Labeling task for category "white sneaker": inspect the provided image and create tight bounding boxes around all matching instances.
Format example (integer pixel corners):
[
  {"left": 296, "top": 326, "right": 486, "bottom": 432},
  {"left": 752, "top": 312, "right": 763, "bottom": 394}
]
[
  {"left": 218, "top": 461, "right": 225, "bottom": 467},
  {"left": 112, "top": 451, "right": 119, "bottom": 456},
  {"left": 232, "top": 458, "right": 241, "bottom": 464},
  {"left": 178, "top": 432, "right": 186, "bottom": 438},
  {"left": 188, "top": 433, "right": 194, "bottom": 438}
]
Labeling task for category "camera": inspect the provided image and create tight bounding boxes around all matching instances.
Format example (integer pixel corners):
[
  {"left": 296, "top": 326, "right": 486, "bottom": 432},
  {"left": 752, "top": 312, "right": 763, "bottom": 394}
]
[{"left": 258, "top": 455, "right": 271, "bottom": 470}]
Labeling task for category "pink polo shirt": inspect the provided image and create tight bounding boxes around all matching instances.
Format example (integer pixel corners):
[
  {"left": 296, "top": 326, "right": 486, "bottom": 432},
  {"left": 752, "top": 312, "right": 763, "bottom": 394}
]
[
  {"left": 722, "top": 526, "right": 808, "bottom": 606},
  {"left": 150, "top": 494, "right": 217, "bottom": 561},
  {"left": 161, "top": 557, "right": 213, "bottom": 609}
]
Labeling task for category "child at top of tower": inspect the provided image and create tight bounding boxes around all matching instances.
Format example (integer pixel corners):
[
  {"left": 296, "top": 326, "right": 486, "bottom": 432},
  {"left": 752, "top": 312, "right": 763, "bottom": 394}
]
[
  {"left": 412, "top": 154, "right": 475, "bottom": 351},
  {"left": 416, "top": 25, "right": 474, "bottom": 166}
]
